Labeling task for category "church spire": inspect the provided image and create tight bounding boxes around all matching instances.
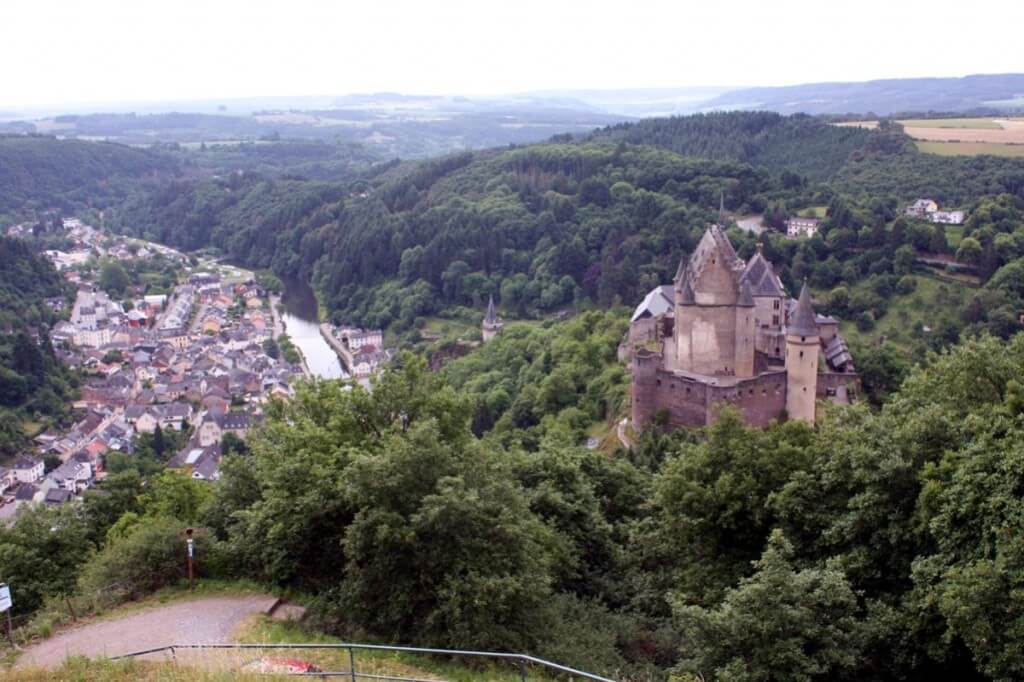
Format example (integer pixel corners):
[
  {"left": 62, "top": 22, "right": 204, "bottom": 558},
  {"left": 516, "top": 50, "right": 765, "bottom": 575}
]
[
  {"left": 718, "top": 190, "right": 725, "bottom": 225},
  {"left": 485, "top": 294, "right": 497, "bottom": 325}
]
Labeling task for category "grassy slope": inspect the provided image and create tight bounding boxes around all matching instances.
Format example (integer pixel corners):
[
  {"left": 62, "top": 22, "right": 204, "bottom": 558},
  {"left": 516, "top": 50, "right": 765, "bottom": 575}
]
[{"left": 835, "top": 271, "right": 976, "bottom": 351}]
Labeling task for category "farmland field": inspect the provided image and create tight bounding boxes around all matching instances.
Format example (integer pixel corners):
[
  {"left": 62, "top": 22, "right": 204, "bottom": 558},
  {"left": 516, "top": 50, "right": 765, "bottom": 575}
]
[
  {"left": 834, "top": 120, "right": 878, "bottom": 129},
  {"left": 903, "top": 119, "right": 1024, "bottom": 144},
  {"left": 915, "top": 141, "right": 1024, "bottom": 157},
  {"left": 898, "top": 118, "right": 1002, "bottom": 129}
]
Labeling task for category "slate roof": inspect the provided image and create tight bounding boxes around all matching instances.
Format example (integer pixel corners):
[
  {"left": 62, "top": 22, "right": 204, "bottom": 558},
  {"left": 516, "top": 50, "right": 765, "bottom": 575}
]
[
  {"left": 740, "top": 252, "right": 786, "bottom": 297},
  {"left": 788, "top": 282, "right": 819, "bottom": 337},
  {"left": 631, "top": 285, "right": 675, "bottom": 322}
]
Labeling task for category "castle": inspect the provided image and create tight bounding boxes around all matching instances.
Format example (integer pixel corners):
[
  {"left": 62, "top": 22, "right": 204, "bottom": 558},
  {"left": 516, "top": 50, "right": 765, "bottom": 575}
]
[{"left": 627, "top": 224, "right": 858, "bottom": 430}]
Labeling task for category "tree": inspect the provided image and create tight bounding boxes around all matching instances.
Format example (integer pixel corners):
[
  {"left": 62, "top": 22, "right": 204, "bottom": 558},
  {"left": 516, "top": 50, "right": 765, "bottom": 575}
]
[
  {"left": 956, "top": 237, "right": 982, "bottom": 266},
  {"left": 152, "top": 423, "right": 166, "bottom": 458},
  {"left": 99, "top": 261, "right": 130, "bottom": 296},
  {"left": 674, "top": 530, "right": 867, "bottom": 682},
  {"left": 893, "top": 245, "right": 916, "bottom": 276}
]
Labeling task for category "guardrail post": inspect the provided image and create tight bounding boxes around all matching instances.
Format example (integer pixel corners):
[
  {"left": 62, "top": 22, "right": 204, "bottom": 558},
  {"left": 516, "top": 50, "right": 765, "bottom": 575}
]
[
  {"left": 348, "top": 645, "right": 357, "bottom": 682},
  {"left": 519, "top": 657, "right": 527, "bottom": 682}
]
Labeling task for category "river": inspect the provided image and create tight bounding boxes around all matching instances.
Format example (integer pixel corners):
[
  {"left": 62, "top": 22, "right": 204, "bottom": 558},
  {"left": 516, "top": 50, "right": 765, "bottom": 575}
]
[{"left": 279, "top": 278, "right": 348, "bottom": 380}]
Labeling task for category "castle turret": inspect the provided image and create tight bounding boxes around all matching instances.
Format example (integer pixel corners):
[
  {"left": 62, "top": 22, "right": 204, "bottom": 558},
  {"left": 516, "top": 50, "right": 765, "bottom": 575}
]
[
  {"left": 482, "top": 295, "right": 503, "bottom": 342},
  {"left": 785, "top": 282, "right": 819, "bottom": 423},
  {"left": 734, "top": 278, "right": 756, "bottom": 377}
]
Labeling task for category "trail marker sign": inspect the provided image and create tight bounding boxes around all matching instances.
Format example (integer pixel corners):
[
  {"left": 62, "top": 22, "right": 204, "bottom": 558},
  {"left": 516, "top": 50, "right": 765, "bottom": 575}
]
[{"left": 0, "top": 584, "right": 12, "bottom": 612}]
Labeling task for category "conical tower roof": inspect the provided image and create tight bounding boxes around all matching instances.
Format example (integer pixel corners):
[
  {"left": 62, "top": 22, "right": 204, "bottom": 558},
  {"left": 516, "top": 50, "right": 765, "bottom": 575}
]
[
  {"left": 484, "top": 295, "right": 498, "bottom": 325},
  {"left": 788, "top": 281, "right": 818, "bottom": 337}
]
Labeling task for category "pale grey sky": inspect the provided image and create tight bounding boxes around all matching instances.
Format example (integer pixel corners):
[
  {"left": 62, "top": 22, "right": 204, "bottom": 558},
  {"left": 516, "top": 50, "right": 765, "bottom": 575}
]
[{"left": 2, "top": 0, "right": 1022, "bottom": 110}]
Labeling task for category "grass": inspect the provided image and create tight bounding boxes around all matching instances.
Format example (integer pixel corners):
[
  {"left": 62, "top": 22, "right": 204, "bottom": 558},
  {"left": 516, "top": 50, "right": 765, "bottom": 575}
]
[
  {"left": 944, "top": 225, "right": 965, "bottom": 250},
  {"left": 3, "top": 657, "right": 276, "bottom": 681},
  {"left": 915, "top": 141, "right": 1024, "bottom": 157},
  {"left": 4, "top": 618, "right": 562, "bottom": 681},
  {"left": 237, "top": 617, "right": 557, "bottom": 682},
  {"left": 898, "top": 117, "right": 1002, "bottom": 129}
]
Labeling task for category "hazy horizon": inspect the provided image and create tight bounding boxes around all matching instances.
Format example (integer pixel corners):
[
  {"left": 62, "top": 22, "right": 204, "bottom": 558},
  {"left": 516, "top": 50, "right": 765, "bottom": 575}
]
[{"left": 4, "top": 0, "right": 1023, "bottom": 113}]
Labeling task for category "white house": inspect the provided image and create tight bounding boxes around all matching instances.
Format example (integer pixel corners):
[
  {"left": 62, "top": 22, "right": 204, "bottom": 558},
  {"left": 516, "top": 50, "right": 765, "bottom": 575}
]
[
  {"left": 12, "top": 455, "right": 44, "bottom": 484},
  {"left": 786, "top": 217, "right": 821, "bottom": 238}
]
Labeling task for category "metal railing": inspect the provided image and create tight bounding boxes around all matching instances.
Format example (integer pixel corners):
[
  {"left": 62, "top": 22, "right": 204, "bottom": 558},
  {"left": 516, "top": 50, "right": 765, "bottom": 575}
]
[{"left": 110, "top": 641, "right": 618, "bottom": 682}]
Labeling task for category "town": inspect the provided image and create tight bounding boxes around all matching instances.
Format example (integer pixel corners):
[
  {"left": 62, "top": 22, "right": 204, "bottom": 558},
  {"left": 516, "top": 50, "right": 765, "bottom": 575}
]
[{"left": 0, "top": 217, "right": 391, "bottom": 519}]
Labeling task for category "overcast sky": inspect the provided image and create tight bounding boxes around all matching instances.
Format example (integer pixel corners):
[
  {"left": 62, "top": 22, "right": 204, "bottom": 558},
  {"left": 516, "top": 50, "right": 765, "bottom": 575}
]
[{"left": 2, "top": 0, "right": 1022, "bottom": 110}]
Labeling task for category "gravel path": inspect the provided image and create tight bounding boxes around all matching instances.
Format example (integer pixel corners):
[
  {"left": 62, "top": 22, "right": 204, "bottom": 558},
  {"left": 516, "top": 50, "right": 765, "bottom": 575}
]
[{"left": 17, "top": 594, "right": 277, "bottom": 669}]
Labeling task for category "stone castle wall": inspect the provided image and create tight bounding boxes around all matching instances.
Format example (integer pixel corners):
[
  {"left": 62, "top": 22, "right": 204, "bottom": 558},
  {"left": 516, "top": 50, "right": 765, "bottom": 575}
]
[{"left": 638, "top": 368, "right": 789, "bottom": 429}]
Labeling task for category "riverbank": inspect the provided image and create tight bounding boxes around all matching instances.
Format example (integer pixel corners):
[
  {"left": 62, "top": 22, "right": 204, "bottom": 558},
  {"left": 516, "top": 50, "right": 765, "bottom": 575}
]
[
  {"left": 318, "top": 323, "right": 353, "bottom": 373},
  {"left": 270, "top": 295, "right": 312, "bottom": 378}
]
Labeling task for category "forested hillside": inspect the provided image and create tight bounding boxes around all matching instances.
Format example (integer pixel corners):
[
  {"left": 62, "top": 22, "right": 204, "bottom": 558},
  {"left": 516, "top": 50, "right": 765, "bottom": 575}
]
[
  {"left": 112, "top": 175, "right": 347, "bottom": 277},
  {"left": 0, "top": 235, "right": 68, "bottom": 328},
  {"left": 592, "top": 111, "right": 881, "bottom": 181},
  {"left": 0, "top": 136, "right": 178, "bottom": 220},
  {"left": 0, "top": 236, "right": 76, "bottom": 458}
]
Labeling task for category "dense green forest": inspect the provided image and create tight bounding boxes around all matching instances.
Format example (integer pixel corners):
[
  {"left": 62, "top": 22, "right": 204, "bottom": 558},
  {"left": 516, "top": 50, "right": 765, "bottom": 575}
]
[
  {"left": 163, "top": 139, "right": 384, "bottom": 181},
  {"left": 5, "top": 324, "right": 1024, "bottom": 680},
  {"left": 0, "top": 135, "right": 178, "bottom": 221},
  {"left": 0, "top": 236, "right": 77, "bottom": 458},
  {"left": 592, "top": 111, "right": 881, "bottom": 181}
]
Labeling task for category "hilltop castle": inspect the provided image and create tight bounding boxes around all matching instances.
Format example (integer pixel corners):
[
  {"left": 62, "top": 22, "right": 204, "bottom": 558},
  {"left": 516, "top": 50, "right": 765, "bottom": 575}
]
[{"left": 627, "top": 224, "right": 858, "bottom": 430}]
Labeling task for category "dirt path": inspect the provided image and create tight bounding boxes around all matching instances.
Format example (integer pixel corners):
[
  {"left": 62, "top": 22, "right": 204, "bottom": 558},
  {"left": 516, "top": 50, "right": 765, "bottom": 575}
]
[{"left": 16, "top": 594, "right": 277, "bottom": 669}]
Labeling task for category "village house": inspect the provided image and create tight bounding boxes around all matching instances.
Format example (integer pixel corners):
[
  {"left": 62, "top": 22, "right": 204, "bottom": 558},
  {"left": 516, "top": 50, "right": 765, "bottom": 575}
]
[
  {"left": 12, "top": 455, "right": 44, "bottom": 484},
  {"left": 785, "top": 217, "right": 820, "bottom": 238},
  {"left": 168, "top": 444, "right": 222, "bottom": 481},
  {"left": 906, "top": 199, "right": 939, "bottom": 217}
]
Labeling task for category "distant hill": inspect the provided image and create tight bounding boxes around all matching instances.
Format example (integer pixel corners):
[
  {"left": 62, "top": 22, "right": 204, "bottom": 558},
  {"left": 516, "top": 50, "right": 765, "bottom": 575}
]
[
  {"left": 4, "top": 98, "right": 629, "bottom": 159},
  {"left": 0, "top": 135, "right": 177, "bottom": 219},
  {"left": 698, "top": 74, "right": 1024, "bottom": 116}
]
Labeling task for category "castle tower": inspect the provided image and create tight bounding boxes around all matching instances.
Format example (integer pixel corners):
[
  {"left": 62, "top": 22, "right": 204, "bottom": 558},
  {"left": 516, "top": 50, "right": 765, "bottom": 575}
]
[
  {"left": 785, "top": 282, "right": 819, "bottom": 423},
  {"left": 674, "top": 275, "right": 696, "bottom": 371},
  {"left": 482, "top": 295, "right": 503, "bottom": 342},
  {"left": 734, "top": 278, "right": 756, "bottom": 377}
]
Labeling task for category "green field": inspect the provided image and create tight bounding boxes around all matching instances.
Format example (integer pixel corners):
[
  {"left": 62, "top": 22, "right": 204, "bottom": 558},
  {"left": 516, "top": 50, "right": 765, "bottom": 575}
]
[
  {"left": 915, "top": 141, "right": 1024, "bottom": 157},
  {"left": 944, "top": 225, "right": 964, "bottom": 250},
  {"left": 899, "top": 117, "right": 1003, "bottom": 129}
]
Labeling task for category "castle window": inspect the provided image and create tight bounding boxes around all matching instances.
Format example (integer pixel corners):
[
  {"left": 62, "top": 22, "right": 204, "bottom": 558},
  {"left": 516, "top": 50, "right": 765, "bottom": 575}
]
[
  {"left": 773, "top": 299, "right": 780, "bottom": 310},
  {"left": 749, "top": 389, "right": 754, "bottom": 395},
  {"left": 803, "top": 387, "right": 807, "bottom": 392},
  {"left": 686, "top": 387, "right": 691, "bottom": 394},
  {"left": 799, "top": 351, "right": 804, "bottom": 358},
  {"left": 773, "top": 315, "right": 780, "bottom": 325},
  {"left": 801, "top": 336, "right": 806, "bottom": 342},
  {"left": 656, "top": 379, "right": 661, "bottom": 386},
  {"left": 775, "top": 346, "right": 780, "bottom": 355}
]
